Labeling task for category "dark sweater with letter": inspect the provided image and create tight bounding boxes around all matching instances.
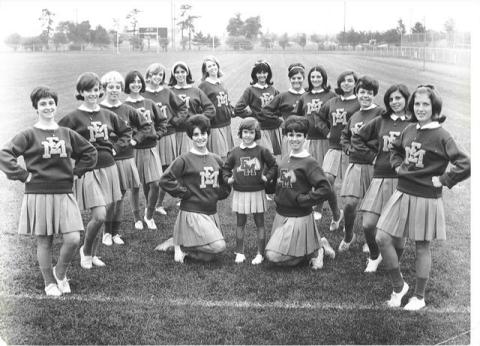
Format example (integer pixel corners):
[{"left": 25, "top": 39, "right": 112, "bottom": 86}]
[
  {"left": 296, "top": 90, "right": 336, "bottom": 139},
  {"left": 234, "top": 85, "right": 280, "bottom": 130},
  {"left": 170, "top": 86, "right": 216, "bottom": 132},
  {"left": 261, "top": 91, "right": 303, "bottom": 127},
  {"left": 198, "top": 80, "right": 234, "bottom": 128}
]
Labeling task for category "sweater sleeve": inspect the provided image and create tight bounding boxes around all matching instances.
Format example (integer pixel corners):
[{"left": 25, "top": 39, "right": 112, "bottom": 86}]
[
  {"left": 169, "top": 91, "right": 188, "bottom": 127},
  {"left": 221, "top": 149, "right": 235, "bottom": 183},
  {"left": 389, "top": 130, "right": 406, "bottom": 169},
  {"left": 0, "top": 131, "right": 30, "bottom": 182},
  {"left": 438, "top": 137, "right": 471, "bottom": 188},
  {"left": 351, "top": 117, "right": 379, "bottom": 163},
  {"left": 314, "top": 101, "right": 331, "bottom": 131},
  {"left": 261, "top": 147, "right": 278, "bottom": 181},
  {"left": 69, "top": 130, "right": 97, "bottom": 177},
  {"left": 296, "top": 164, "right": 332, "bottom": 207},
  {"left": 234, "top": 88, "right": 253, "bottom": 118},
  {"left": 198, "top": 89, "right": 216, "bottom": 120},
  {"left": 152, "top": 102, "right": 168, "bottom": 139},
  {"left": 110, "top": 112, "right": 132, "bottom": 155},
  {"left": 159, "top": 157, "right": 192, "bottom": 199},
  {"left": 340, "top": 118, "right": 352, "bottom": 154},
  {"left": 214, "top": 155, "right": 231, "bottom": 200}
]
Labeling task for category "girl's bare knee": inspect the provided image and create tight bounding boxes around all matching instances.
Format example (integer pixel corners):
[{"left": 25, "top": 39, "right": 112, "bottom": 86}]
[{"left": 91, "top": 206, "right": 106, "bottom": 223}]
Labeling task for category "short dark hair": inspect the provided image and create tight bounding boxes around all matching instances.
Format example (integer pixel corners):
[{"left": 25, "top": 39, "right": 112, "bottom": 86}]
[
  {"left": 407, "top": 85, "right": 446, "bottom": 123},
  {"left": 168, "top": 61, "right": 194, "bottom": 86},
  {"left": 335, "top": 71, "right": 358, "bottom": 95},
  {"left": 124, "top": 70, "right": 146, "bottom": 94},
  {"left": 283, "top": 115, "right": 309, "bottom": 136},
  {"left": 250, "top": 60, "right": 273, "bottom": 85},
  {"left": 383, "top": 84, "right": 410, "bottom": 118},
  {"left": 75, "top": 72, "right": 103, "bottom": 100},
  {"left": 307, "top": 65, "right": 331, "bottom": 92},
  {"left": 287, "top": 63, "right": 305, "bottom": 78},
  {"left": 238, "top": 117, "right": 261, "bottom": 140},
  {"left": 186, "top": 114, "right": 211, "bottom": 138},
  {"left": 354, "top": 76, "right": 379, "bottom": 96},
  {"left": 30, "top": 86, "right": 58, "bottom": 109}
]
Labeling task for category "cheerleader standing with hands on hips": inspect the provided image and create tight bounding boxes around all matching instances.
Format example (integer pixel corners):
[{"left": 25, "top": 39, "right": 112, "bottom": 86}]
[
  {"left": 221, "top": 117, "right": 277, "bottom": 265},
  {"left": 0, "top": 86, "right": 97, "bottom": 295},
  {"left": 376, "top": 85, "right": 470, "bottom": 310}
]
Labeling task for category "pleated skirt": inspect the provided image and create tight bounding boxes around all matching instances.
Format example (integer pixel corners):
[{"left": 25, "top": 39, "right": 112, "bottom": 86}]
[
  {"left": 158, "top": 133, "right": 177, "bottom": 167},
  {"left": 359, "top": 177, "right": 398, "bottom": 215},
  {"left": 322, "top": 148, "right": 348, "bottom": 179},
  {"left": 340, "top": 163, "right": 374, "bottom": 199},
  {"left": 260, "top": 128, "right": 282, "bottom": 156},
  {"left": 116, "top": 157, "right": 140, "bottom": 191},
  {"left": 207, "top": 125, "right": 234, "bottom": 157},
  {"left": 377, "top": 190, "right": 446, "bottom": 241},
  {"left": 19, "top": 193, "right": 84, "bottom": 235},
  {"left": 173, "top": 210, "right": 224, "bottom": 247},
  {"left": 232, "top": 190, "right": 267, "bottom": 214},
  {"left": 265, "top": 212, "right": 321, "bottom": 257},
  {"left": 176, "top": 132, "right": 193, "bottom": 156},
  {"left": 307, "top": 139, "right": 330, "bottom": 166},
  {"left": 74, "top": 165, "right": 121, "bottom": 210},
  {"left": 135, "top": 146, "right": 163, "bottom": 184}
]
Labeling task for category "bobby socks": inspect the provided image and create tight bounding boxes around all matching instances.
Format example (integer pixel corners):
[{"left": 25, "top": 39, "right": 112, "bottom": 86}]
[{"left": 388, "top": 267, "right": 404, "bottom": 293}]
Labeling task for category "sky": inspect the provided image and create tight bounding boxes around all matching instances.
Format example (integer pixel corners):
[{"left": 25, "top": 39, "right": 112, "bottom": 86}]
[{"left": 0, "top": 0, "right": 475, "bottom": 42}]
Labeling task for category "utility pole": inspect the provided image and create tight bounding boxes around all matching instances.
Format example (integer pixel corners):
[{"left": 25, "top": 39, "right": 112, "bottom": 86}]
[
  {"left": 423, "top": 16, "right": 426, "bottom": 71},
  {"left": 171, "top": 0, "right": 176, "bottom": 50},
  {"left": 343, "top": 1, "right": 346, "bottom": 49}
]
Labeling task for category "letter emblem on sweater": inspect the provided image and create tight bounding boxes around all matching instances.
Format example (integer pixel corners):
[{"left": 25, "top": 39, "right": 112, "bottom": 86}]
[
  {"left": 332, "top": 109, "right": 347, "bottom": 125},
  {"left": 238, "top": 157, "right": 260, "bottom": 176},
  {"left": 307, "top": 99, "right": 322, "bottom": 114},
  {"left": 260, "top": 93, "right": 274, "bottom": 107},
  {"left": 382, "top": 131, "right": 401, "bottom": 151},
  {"left": 137, "top": 108, "right": 152, "bottom": 124},
  {"left": 156, "top": 102, "right": 168, "bottom": 119},
  {"left": 88, "top": 121, "right": 109, "bottom": 142},
  {"left": 41, "top": 136, "right": 67, "bottom": 158},
  {"left": 216, "top": 92, "right": 228, "bottom": 107},
  {"left": 351, "top": 121, "right": 364, "bottom": 135},
  {"left": 279, "top": 169, "right": 296, "bottom": 188},
  {"left": 200, "top": 167, "right": 219, "bottom": 188},
  {"left": 405, "top": 142, "right": 426, "bottom": 168},
  {"left": 178, "top": 95, "right": 191, "bottom": 109}
]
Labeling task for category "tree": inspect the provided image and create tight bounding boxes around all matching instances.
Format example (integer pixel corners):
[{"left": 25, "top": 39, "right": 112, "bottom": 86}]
[
  {"left": 126, "top": 8, "right": 141, "bottom": 36},
  {"left": 226, "top": 35, "right": 252, "bottom": 50},
  {"left": 91, "top": 25, "right": 111, "bottom": 48},
  {"left": 243, "top": 16, "right": 262, "bottom": 40},
  {"left": 444, "top": 18, "right": 456, "bottom": 47},
  {"left": 411, "top": 22, "right": 426, "bottom": 34},
  {"left": 39, "top": 8, "right": 55, "bottom": 49},
  {"left": 56, "top": 20, "right": 92, "bottom": 50},
  {"left": 295, "top": 33, "right": 307, "bottom": 50},
  {"left": 260, "top": 33, "right": 276, "bottom": 49},
  {"left": 52, "top": 32, "right": 68, "bottom": 51},
  {"left": 382, "top": 28, "right": 400, "bottom": 45},
  {"left": 4, "top": 33, "right": 22, "bottom": 51},
  {"left": 278, "top": 33, "right": 290, "bottom": 50},
  {"left": 226, "top": 13, "right": 244, "bottom": 36},
  {"left": 310, "top": 33, "right": 324, "bottom": 50},
  {"left": 176, "top": 4, "right": 199, "bottom": 50},
  {"left": 204, "top": 34, "right": 221, "bottom": 48},
  {"left": 192, "top": 31, "right": 206, "bottom": 49}
]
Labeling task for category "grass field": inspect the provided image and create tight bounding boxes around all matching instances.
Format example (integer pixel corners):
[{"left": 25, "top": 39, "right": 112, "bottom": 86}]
[{"left": 0, "top": 51, "right": 471, "bottom": 345}]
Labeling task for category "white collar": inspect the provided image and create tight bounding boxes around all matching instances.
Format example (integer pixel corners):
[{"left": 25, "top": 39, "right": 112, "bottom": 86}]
[
  {"left": 253, "top": 83, "right": 268, "bottom": 90},
  {"left": 340, "top": 94, "right": 356, "bottom": 101},
  {"left": 78, "top": 104, "right": 100, "bottom": 112},
  {"left": 34, "top": 123, "right": 59, "bottom": 130},
  {"left": 391, "top": 114, "right": 406, "bottom": 121},
  {"left": 240, "top": 142, "right": 257, "bottom": 149},
  {"left": 173, "top": 84, "right": 193, "bottom": 89},
  {"left": 190, "top": 147, "right": 210, "bottom": 155},
  {"left": 310, "top": 88, "right": 325, "bottom": 94},
  {"left": 416, "top": 121, "right": 441, "bottom": 130},
  {"left": 288, "top": 88, "right": 305, "bottom": 95},
  {"left": 289, "top": 149, "right": 310, "bottom": 158},
  {"left": 360, "top": 104, "right": 377, "bottom": 111},
  {"left": 100, "top": 99, "right": 122, "bottom": 108},
  {"left": 206, "top": 77, "right": 221, "bottom": 85},
  {"left": 125, "top": 95, "right": 144, "bottom": 103},
  {"left": 146, "top": 86, "right": 164, "bottom": 93}
]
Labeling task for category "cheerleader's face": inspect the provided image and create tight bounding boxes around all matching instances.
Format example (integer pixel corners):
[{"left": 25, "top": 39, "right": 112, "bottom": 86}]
[
  {"left": 174, "top": 66, "right": 187, "bottom": 86},
  {"left": 105, "top": 82, "right": 122, "bottom": 103},
  {"left": 241, "top": 129, "right": 255, "bottom": 146},
  {"left": 81, "top": 83, "right": 101, "bottom": 105},
  {"left": 191, "top": 127, "right": 208, "bottom": 149},
  {"left": 149, "top": 71, "right": 164, "bottom": 86},
  {"left": 413, "top": 93, "right": 433, "bottom": 125},
  {"left": 36, "top": 97, "right": 57, "bottom": 120},
  {"left": 205, "top": 60, "right": 218, "bottom": 78},
  {"left": 310, "top": 71, "right": 323, "bottom": 89},
  {"left": 256, "top": 71, "right": 268, "bottom": 85},
  {"left": 287, "top": 131, "right": 306, "bottom": 151},
  {"left": 357, "top": 88, "right": 374, "bottom": 108},
  {"left": 340, "top": 74, "right": 356, "bottom": 95},
  {"left": 389, "top": 90, "right": 406, "bottom": 115},
  {"left": 129, "top": 76, "right": 142, "bottom": 94},
  {"left": 289, "top": 73, "right": 304, "bottom": 91}
]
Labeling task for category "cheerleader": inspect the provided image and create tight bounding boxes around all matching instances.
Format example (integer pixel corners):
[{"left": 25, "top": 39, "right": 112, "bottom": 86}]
[
  {"left": 234, "top": 59, "right": 281, "bottom": 155},
  {"left": 352, "top": 84, "right": 411, "bottom": 272},
  {"left": 315, "top": 70, "right": 360, "bottom": 232},
  {"left": 198, "top": 56, "right": 235, "bottom": 158},
  {"left": 0, "top": 86, "right": 96, "bottom": 295},
  {"left": 124, "top": 70, "right": 168, "bottom": 230},
  {"left": 99, "top": 71, "right": 140, "bottom": 245},
  {"left": 261, "top": 63, "right": 305, "bottom": 158},
  {"left": 296, "top": 65, "right": 336, "bottom": 220},
  {"left": 142, "top": 63, "right": 188, "bottom": 216},
  {"left": 265, "top": 116, "right": 335, "bottom": 269},
  {"left": 221, "top": 117, "right": 277, "bottom": 264},
  {"left": 58, "top": 72, "right": 130, "bottom": 269},
  {"left": 376, "top": 85, "right": 470, "bottom": 310},
  {"left": 155, "top": 114, "right": 231, "bottom": 263},
  {"left": 168, "top": 61, "right": 216, "bottom": 156},
  {"left": 338, "top": 76, "right": 384, "bottom": 252}
]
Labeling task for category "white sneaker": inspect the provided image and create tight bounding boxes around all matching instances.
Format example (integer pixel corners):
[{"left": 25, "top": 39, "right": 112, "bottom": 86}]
[
  {"left": 404, "top": 296, "right": 426, "bottom": 311},
  {"left": 155, "top": 206, "right": 167, "bottom": 215},
  {"left": 234, "top": 253, "right": 246, "bottom": 264},
  {"left": 313, "top": 211, "right": 322, "bottom": 221},
  {"left": 144, "top": 215, "right": 157, "bottom": 230},
  {"left": 387, "top": 281, "right": 409, "bottom": 308},
  {"left": 53, "top": 266, "right": 71, "bottom": 294},
  {"left": 176, "top": 201, "right": 181, "bottom": 207},
  {"left": 155, "top": 237, "right": 174, "bottom": 251},
  {"left": 44, "top": 283, "right": 62, "bottom": 297},
  {"left": 364, "top": 254, "right": 383, "bottom": 273},
  {"left": 321, "top": 237, "right": 336, "bottom": 259},
  {"left": 338, "top": 233, "right": 356, "bottom": 253},
  {"left": 363, "top": 243, "right": 370, "bottom": 254},
  {"left": 251, "top": 254, "right": 264, "bottom": 265},
  {"left": 174, "top": 245, "right": 186, "bottom": 263},
  {"left": 102, "top": 233, "right": 113, "bottom": 246},
  {"left": 310, "top": 249, "right": 324, "bottom": 270},
  {"left": 79, "top": 245, "right": 92, "bottom": 269},
  {"left": 134, "top": 220, "right": 144, "bottom": 230},
  {"left": 112, "top": 234, "right": 124, "bottom": 245},
  {"left": 329, "top": 210, "right": 344, "bottom": 231},
  {"left": 266, "top": 194, "right": 273, "bottom": 201},
  {"left": 92, "top": 256, "right": 106, "bottom": 267}
]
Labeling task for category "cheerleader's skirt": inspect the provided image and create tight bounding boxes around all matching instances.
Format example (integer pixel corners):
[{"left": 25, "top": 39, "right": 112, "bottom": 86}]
[
  {"left": 232, "top": 190, "right": 267, "bottom": 214},
  {"left": 260, "top": 128, "right": 282, "bottom": 156},
  {"left": 207, "top": 125, "right": 234, "bottom": 157},
  {"left": 322, "top": 148, "right": 348, "bottom": 179},
  {"left": 116, "top": 157, "right": 140, "bottom": 191},
  {"left": 340, "top": 163, "right": 374, "bottom": 199},
  {"left": 359, "top": 177, "right": 398, "bottom": 215},
  {"left": 135, "top": 146, "right": 163, "bottom": 184},
  {"left": 307, "top": 139, "right": 329, "bottom": 167},
  {"left": 74, "top": 165, "right": 121, "bottom": 210},
  {"left": 176, "top": 132, "right": 193, "bottom": 156},
  {"left": 173, "top": 210, "right": 224, "bottom": 247},
  {"left": 158, "top": 133, "right": 177, "bottom": 167}
]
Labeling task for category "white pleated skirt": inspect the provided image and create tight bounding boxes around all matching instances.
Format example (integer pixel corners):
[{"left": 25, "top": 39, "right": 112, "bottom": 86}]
[
  {"left": 135, "top": 146, "right": 163, "bottom": 184},
  {"left": 158, "top": 133, "right": 177, "bottom": 167},
  {"left": 207, "top": 125, "right": 234, "bottom": 157},
  {"left": 116, "top": 157, "right": 140, "bottom": 191},
  {"left": 359, "top": 177, "right": 398, "bottom": 215},
  {"left": 232, "top": 190, "right": 267, "bottom": 214},
  {"left": 74, "top": 165, "right": 121, "bottom": 210},
  {"left": 173, "top": 210, "right": 224, "bottom": 247},
  {"left": 340, "top": 163, "right": 374, "bottom": 199}
]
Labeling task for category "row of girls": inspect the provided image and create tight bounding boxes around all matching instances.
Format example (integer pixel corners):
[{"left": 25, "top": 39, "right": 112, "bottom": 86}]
[{"left": 0, "top": 57, "right": 470, "bottom": 311}]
